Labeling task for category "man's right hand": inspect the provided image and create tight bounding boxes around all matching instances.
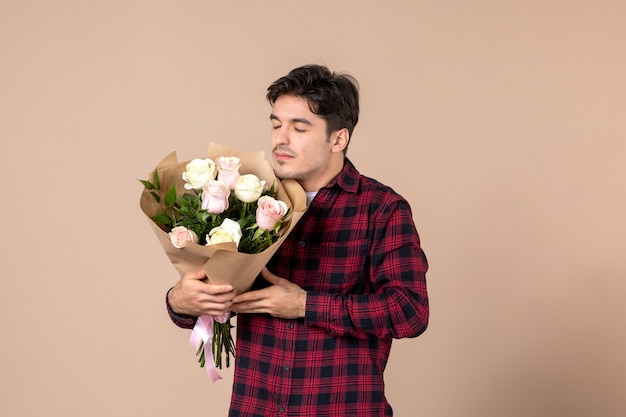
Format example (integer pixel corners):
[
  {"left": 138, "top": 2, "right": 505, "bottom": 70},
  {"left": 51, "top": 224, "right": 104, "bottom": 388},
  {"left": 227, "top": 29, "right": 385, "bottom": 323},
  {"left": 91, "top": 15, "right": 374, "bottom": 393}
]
[{"left": 167, "top": 269, "right": 237, "bottom": 317}]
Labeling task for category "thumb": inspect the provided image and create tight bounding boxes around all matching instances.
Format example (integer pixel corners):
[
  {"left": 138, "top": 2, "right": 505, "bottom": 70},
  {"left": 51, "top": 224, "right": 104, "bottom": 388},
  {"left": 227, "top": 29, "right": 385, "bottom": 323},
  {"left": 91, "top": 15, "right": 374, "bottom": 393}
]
[
  {"left": 182, "top": 269, "right": 207, "bottom": 281},
  {"left": 261, "top": 267, "right": 281, "bottom": 285}
]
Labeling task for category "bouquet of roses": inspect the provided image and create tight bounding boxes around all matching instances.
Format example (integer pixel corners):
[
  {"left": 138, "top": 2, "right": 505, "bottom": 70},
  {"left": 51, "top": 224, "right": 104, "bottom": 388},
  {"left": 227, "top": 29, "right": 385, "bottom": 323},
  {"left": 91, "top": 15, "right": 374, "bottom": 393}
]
[{"left": 139, "top": 142, "right": 306, "bottom": 381}]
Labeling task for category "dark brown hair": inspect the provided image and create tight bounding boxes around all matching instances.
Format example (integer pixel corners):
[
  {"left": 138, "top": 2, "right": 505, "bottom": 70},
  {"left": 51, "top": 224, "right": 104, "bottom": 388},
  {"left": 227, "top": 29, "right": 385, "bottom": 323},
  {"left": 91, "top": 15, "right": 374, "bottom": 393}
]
[{"left": 266, "top": 65, "right": 360, "bottom": 144}]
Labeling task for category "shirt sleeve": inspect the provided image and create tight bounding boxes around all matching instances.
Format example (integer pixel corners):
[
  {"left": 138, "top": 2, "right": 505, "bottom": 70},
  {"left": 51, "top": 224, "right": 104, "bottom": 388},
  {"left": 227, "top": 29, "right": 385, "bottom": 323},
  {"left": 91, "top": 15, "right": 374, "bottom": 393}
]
[
  {"left": 165, "top": 288, "right": 198, "bottom": 329},
  {"left": 304, "top": 197, "right": 429, "bottom": 340}
]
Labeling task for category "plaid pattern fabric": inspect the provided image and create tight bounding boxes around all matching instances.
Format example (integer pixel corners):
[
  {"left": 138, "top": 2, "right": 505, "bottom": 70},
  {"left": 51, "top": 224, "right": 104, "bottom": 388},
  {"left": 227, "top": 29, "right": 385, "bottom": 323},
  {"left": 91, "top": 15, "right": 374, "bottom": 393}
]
[{"left": 168, "top": 159, "right": 429, "bottom": 416}]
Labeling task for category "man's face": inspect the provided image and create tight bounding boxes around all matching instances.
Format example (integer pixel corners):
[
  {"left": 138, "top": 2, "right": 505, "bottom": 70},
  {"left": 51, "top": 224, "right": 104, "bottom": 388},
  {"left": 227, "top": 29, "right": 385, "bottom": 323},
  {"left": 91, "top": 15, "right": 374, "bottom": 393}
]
[{"left": 270, "top": 95, "right": 340, "bottom": 191}]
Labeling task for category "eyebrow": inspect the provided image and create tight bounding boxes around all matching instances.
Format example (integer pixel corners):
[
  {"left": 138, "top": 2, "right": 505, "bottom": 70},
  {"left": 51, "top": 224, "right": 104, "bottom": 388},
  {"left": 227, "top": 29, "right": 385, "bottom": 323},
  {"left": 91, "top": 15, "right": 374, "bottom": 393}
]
[{"left": 270, "top": 114, "right": 313, "bottom": 126}]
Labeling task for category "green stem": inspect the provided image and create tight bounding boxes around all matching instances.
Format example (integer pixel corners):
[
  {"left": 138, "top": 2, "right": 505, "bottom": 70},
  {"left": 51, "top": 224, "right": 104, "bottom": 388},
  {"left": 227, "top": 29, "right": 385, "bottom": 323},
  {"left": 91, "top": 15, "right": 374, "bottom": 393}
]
[
  {"left": 211, "top": 319, "right": 236, "bottom": 369},
  {"left": 196, "top": 339, "right": 206, "bottom": 367}
]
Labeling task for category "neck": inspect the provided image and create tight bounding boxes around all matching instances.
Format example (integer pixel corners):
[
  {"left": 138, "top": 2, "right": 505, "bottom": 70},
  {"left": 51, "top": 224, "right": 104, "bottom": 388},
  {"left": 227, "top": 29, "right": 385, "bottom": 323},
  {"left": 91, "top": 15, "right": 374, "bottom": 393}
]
[{"left": 298, "top": 157, "right": 344, "bottom": 192}]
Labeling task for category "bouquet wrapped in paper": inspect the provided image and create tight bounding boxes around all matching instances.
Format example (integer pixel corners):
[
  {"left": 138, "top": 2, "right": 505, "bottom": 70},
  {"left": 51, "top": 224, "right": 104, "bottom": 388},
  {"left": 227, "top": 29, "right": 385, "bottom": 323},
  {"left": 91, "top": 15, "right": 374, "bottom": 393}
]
[{"left": 139, "top": 142, "right": 306, "bottom": 381}]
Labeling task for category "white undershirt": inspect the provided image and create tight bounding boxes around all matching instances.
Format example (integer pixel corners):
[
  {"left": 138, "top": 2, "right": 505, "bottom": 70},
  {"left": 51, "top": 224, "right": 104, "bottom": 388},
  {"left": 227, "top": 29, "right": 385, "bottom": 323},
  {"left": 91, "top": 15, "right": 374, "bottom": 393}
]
[{"left": 305, "top": 191, "right": 318, "bottom": 207}]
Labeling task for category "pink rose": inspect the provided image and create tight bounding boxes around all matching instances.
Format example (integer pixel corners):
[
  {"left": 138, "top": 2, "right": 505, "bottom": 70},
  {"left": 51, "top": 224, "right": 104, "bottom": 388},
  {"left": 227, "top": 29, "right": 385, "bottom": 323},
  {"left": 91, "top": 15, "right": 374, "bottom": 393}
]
[
  {"left": 201, "top": 179, "right": 230, "bottom": 214},
  {"left": 216, "top": 156, "right": 241, "bottom": 189},
  {"left": 256, "top": 195, "right": 288, "bottom": 231},
  {"left": 169, "top": 226, "right": 198, "bottom": 248}
]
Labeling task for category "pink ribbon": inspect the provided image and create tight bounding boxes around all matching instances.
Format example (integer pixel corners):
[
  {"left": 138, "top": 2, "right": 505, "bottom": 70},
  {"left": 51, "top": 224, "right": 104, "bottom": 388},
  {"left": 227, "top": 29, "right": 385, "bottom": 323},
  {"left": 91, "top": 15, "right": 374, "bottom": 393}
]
[{"left": 189, "top": 312, "right": 230, "bottom": 382}]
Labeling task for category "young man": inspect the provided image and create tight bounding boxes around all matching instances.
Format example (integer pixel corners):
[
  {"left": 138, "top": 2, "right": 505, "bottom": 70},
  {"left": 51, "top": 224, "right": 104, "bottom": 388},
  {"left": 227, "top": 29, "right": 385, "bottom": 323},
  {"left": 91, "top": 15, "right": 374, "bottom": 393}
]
[{"left": 166, "top": 64, "right": 429, "bottom": 416}]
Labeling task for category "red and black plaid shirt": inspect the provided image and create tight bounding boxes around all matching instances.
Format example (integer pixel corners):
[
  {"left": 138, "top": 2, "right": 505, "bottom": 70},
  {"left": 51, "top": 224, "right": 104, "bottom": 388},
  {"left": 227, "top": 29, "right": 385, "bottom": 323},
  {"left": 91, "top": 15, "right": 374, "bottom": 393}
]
[{"left": 168, "top": 159, "right": 429, "bottom": 416}]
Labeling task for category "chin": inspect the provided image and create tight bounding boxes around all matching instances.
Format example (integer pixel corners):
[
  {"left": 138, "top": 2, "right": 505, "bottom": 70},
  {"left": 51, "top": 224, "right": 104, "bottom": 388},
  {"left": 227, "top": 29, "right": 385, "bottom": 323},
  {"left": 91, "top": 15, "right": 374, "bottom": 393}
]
[
  {"left": 274, "top": 166, "right": 299, "bottom": 181},
  {"left": 274, "top": 168, "right": 291, "bottom": 180}
]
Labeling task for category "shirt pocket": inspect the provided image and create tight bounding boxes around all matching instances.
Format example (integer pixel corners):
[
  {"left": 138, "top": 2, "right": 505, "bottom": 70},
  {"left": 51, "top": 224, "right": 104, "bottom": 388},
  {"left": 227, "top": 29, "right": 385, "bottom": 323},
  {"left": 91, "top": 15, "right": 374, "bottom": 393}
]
[{"left": 317, "top": 238, "right": 371, "bottom": 293}]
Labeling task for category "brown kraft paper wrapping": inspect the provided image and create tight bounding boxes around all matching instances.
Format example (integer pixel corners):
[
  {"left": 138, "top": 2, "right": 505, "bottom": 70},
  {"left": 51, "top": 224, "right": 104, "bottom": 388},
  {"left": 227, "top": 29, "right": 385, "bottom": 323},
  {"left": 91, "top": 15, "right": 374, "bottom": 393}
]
[{"left": 140, "top": 142, "right": 307, "bottom": 293}]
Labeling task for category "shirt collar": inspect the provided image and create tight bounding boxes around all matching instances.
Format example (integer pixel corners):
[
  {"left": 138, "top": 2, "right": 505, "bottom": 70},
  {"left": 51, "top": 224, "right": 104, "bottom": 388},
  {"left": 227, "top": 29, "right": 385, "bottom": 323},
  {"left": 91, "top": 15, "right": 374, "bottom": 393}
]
[{"left": 324, "top": 158, "right": 360, "bottom": 194}]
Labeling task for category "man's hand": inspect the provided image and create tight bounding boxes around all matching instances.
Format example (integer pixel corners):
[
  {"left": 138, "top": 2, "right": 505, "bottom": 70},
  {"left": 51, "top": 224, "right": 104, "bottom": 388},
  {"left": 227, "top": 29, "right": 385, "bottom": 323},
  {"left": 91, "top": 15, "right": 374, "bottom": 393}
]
[
  {"left": 231, "top": 267, "right": 307, "bottom": 319},
  {"left": 168, "top": 270, "right": 237, "bottom": 316}
]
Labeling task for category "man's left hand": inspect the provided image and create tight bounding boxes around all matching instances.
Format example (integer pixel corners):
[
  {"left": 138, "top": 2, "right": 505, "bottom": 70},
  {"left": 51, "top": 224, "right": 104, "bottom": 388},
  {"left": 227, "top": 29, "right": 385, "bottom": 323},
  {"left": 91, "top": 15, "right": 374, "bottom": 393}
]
[{"left": 231, "top": 267, "right": 307, "bottom": 319}]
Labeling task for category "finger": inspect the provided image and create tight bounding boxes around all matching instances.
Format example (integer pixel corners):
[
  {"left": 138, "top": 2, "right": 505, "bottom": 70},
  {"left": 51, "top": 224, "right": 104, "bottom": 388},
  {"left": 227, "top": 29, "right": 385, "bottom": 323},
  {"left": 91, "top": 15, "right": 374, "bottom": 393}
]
[
  {"left": 232, "top": 288, "right": 264, "bottom": 304},
  {"left": 260, "top": 267, "right": 281, "bottom": 285},
  {"left": 206, "top": 284, "right": 235, "bottom": 295},
  {"left": 230, "top": 303, "right": 248, "bottom": 313},
  {"left": 182, "top": 269, "right": 206, "bottom": 281},
  {"left": 231, "top": 299, "right": 266, "bottom": 314}
]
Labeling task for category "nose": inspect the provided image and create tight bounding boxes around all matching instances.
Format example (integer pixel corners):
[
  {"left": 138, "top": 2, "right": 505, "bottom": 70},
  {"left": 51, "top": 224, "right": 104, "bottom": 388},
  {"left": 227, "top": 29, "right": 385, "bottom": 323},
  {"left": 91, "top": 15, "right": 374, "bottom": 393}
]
[{"left": 273, "top": 126, "right": 289, "bottom": 145}]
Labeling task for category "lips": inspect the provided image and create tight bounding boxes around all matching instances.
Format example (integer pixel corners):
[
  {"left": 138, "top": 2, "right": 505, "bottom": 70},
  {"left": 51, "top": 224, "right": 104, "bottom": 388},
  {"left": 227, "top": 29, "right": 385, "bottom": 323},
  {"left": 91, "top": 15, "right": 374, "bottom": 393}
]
[{"left": 273, "top": 150, "right": 295, "bottom": 161}]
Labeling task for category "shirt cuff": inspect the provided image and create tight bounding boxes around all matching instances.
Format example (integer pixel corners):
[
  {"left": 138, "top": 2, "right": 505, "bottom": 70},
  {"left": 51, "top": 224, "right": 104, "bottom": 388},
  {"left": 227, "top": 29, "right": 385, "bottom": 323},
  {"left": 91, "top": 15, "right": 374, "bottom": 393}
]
[
  {"left": 304, "top": 292, "right": 335, "bottom": 327},
  {"left": 165, "top": 288, "right": 197, "bottom": 329}
]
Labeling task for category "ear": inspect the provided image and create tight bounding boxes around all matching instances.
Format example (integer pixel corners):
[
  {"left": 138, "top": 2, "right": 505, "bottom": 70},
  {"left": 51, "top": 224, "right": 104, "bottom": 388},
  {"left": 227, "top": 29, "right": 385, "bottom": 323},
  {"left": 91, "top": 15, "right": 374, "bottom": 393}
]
[{"left": 330, "top": 128, "right": 350, "bottom": 153}]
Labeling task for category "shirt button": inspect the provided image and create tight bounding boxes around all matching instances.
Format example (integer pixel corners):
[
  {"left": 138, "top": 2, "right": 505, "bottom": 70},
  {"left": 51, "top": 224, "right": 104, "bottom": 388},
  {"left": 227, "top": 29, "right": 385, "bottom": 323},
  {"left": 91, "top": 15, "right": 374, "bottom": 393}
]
[
  {"left": 279, "top": 407, "right": 285, "bottom": 412},
  {"left": 298, "top": 241, "right": 305, "bottom": 247},
  {"left": 284, "top": 365, "right": 290, "bottom": 371},
  {"left": 288, "top": 323, "right": 294, "bottom": 329}
]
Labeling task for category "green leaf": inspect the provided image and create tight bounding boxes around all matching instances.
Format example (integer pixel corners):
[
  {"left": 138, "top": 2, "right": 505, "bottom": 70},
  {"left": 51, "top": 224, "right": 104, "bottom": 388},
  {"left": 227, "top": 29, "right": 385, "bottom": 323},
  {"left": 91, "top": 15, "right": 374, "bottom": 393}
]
[
  {"left": 164, "top": 185, "right": 177, "bottom": 207},
  {"left": 197, "top": 210, "right": 209, "bottom": 223},
  {"left": 139, "top": 179, "right": 154, "bottom": 190},
  {"left": 252, "top": 227, "right": 264, "bottom": 241},
  {"left": 151, "top": 213, "right": 172, "bottom": 225},
  {"left": 152, "top": 170, "right": 160, "bottom": 190},
  {"left": 150, "top": 191, "right": 161, "bottom": 203}
]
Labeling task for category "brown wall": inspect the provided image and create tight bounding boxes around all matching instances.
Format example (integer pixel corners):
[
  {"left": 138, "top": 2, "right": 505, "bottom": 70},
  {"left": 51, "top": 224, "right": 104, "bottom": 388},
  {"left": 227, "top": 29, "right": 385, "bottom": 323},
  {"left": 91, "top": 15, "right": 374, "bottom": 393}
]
[{"left": 1, "top": 1, "right": 624, "bottom": 416}]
